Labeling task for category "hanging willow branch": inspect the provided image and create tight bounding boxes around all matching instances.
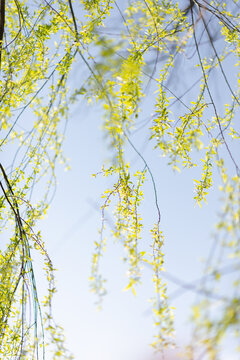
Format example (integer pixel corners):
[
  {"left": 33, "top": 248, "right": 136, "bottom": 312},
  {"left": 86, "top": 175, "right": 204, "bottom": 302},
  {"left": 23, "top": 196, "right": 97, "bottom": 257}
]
[{"left": 0, "top": 0, "right": 5, "bottom": 67}]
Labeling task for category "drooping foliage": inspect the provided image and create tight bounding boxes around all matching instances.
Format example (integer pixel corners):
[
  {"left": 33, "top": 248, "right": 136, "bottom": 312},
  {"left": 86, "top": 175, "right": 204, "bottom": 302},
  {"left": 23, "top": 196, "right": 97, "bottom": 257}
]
[{"left": 0, "top": 0, "right": 240, "bottom": 358}]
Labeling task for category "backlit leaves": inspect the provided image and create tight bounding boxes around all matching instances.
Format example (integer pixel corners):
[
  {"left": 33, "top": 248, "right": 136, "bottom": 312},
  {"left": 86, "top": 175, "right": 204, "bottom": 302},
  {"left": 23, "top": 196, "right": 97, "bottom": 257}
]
[{"left": 1, "top": 0, "right": 240, "bottom": 358}]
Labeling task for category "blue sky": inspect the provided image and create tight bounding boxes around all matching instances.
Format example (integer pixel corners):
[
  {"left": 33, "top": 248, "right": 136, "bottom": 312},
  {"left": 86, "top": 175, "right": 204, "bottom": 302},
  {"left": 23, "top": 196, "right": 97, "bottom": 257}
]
[
  {"left": 38, "top": 92, "right": 232, "bottom": 359},
  {"left": 35, "top": 33, "right": 240, "bottom": 357}
]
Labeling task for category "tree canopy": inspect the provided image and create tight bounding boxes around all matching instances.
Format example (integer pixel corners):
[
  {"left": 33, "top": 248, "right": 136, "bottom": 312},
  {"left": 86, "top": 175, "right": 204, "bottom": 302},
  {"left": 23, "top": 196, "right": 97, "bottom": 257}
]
[{"left": 0, "top": 0, "right": 240, "bottom": 358}]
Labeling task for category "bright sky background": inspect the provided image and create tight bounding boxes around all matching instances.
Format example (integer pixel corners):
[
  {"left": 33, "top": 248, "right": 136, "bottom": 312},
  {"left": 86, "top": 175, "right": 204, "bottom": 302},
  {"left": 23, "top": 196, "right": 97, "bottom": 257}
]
[
  {"left": 38, "top": 88, "right": 235, "bottom": 360},
  {"left": 35, "top": 29, "right": 240, "bottom": 357}
]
